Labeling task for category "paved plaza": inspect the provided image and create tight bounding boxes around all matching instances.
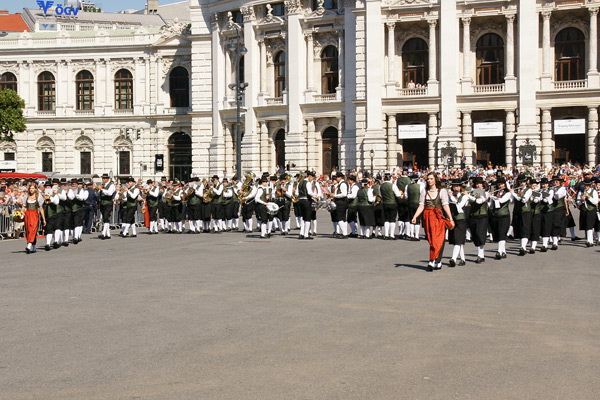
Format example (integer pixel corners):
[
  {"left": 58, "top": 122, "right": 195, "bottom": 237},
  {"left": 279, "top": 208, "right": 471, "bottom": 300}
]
[{"left": 1, "top": 212, "right": 599, "bottom": 400}]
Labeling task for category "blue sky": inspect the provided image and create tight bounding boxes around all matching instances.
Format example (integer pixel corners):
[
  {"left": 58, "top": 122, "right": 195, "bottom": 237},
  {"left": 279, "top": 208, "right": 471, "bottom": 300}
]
[{"left": 3, "top": 0, "right": 185, "bottom": 14}]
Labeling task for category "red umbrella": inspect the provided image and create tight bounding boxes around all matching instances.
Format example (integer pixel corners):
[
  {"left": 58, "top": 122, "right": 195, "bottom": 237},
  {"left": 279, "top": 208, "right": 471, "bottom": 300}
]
[{"left": 0, "top": 172, "right": 48, "bottom": 180}]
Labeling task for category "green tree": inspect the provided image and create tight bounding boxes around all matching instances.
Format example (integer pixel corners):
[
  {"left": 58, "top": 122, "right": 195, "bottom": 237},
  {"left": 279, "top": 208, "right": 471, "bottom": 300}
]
[{"left": 0, "top": 89, "right": 27, "bottom": 142}]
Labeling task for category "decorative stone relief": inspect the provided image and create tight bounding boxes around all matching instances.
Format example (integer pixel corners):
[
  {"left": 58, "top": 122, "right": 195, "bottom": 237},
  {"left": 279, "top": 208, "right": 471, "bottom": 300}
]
[
  {"left": 384, "top": 0, "right": 431, "bottom": 6},
  {"left": 33, "top": 61, "right": 58, "bottom": 75},
  {"left": 266, "top": 38, "right": 286, "bottom": 63},
  {"left": 314, "top": 33, "right": 339, "bottom": 57},
  {"left": 162, "top": 57, "right": 192, "bottom": 77},
  {"left": 0, "top": 62, "right": 19, "bottom": 78},
  {"left": 0, "top": 141, "right": 17, "bottom": 152},
  {"left": 36, "top": 137, "right": 55, "bottom": 150},
  {"left": 552, "top": 12, "right": 590, "bottom": 40},
  {"left": 470, "top": 18, "right": 506, "bottom": 44},
  {"left": 241, "top": 6, "right": 255, "bottom": 22},
  {"left": 113, "top": 135, "right": 133, "bottom": 150},
  {"left": 74, "top": 136, "right": 94, "bottom": 151},
  {"left": 395, "top": 23, "right": 428, "bottom": 51},
  {"left": 109, "top": 59, "right": 135, "bottom": 74},
  {"left": 284, "top": 0, "right": 303, "bottom": 14},
  {"left": 160, "top": 18, "right": 191, "bottom": 39}
]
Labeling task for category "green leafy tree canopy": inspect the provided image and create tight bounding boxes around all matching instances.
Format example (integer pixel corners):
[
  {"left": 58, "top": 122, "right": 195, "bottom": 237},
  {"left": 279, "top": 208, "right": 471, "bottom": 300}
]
[{"left": 0, "top": 89, "right": 27, "bottom": 142}]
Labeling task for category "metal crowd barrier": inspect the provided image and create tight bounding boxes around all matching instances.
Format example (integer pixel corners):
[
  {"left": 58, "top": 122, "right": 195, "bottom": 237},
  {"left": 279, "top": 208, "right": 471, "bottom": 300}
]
[{"left": 0, "top": 204, "right": 15, "bottom": 240}]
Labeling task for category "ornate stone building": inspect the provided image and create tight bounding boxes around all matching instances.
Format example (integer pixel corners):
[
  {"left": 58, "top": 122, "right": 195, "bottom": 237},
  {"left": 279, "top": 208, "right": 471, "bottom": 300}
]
[{"left": 0, "top": 0, "right": 599, "bottom": 179}]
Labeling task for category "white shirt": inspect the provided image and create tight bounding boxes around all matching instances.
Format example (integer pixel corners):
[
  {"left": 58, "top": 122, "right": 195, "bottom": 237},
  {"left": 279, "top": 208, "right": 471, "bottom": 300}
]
[
  {"left": 102, "top": 182, "right": 116, "bottom": 196},
  {"left": 419, "top": 188, "right": 449, "bottom": 206},
  {"left": 255, "top": 186, "right": 269, "bottom": 205},
  {"left": 127, "top": 187, "right": 140, "bottom": 201},
  {"left": 449, "top": 191, "right": 469, "bottom": 214},
  {"left": 578, "top": 187, "right": 599, "bottom": 206},
  {"left": 512, "top": 186, "right": 532, "bottom": 203},
  {"left": 347, "top": 183, "right": 360, "bottom": 200}
]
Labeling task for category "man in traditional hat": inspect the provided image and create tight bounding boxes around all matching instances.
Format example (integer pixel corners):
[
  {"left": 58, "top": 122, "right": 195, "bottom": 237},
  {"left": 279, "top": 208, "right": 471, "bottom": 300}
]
[
  {"left": 346, "top": 174, "right": 360, "bottom": 237},
  {"left": 395, "top": 170, "right": 411, "bottom": 238},
  {"left": 488, "top": 176, "right": 512, "bottom": 258},
  {"left": 538, "top": 177, "right": 554, "bottom": 251},
  {"left": 511, "top": 174, "right": 533, "bottom": 255},
  {"left": 329, "top": 172, "right": 349, "bottom": 238},
  {"left": 576, "top": 177, "right": 599, "bottom": 247},
  {"left": 379, "top": 173, "right": 403, "bottom": 240},
  {"left": 120, "top": 177, "right": 140, "bottom": 237},
  {"left": 97, "top": 174, "right": 115, "bottom": 239},
  {"left": 254, "top": 177, "right": 274, "bottom": 238},
  {"left": 68, "top": 178, "right": 88, "bottom": 244},
  {"left": 84, "top": 180, "right": 97, "bottom": 234},
  {"left": 170, "top": 179, "right": 183, "bottom": 233},
  {"left": 158, "top": 177, "right": 168, "bottom": 231},
  {"left": 405, "top": 174, "right": 422, "bottom": 241},
  {"left": 308, "top": 171, "right": 322, "bottom": 236},
  {"left": 448, "top": 178, "right": 469, "bottom": 266},
  {"left": 186, "top": 177, "right": 202, "bottom": 233},
  {"left": 467, "top": 176, "right": 489, "bottom": 263},
  {"left": 550, "top": 175, "right": 568, "bottom": 250},
  {"left": 146, "top": 179, "right": 160, "bottom": 234},
  {"left": 295, "top": 171, "right": 315, "bottom": 239}
]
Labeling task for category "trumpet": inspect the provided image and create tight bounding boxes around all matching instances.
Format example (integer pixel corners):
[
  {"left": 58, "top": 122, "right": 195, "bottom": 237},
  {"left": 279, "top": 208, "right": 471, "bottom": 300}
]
[{"left": 43, "top": 193, "right": 52, "bottom": 204}]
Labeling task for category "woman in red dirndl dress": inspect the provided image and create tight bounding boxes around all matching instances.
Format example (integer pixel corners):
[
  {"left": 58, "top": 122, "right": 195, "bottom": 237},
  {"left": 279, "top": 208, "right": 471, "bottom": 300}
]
[
  {"left": 411, "top": 173, "right": 455, "bottom": 271},
  {"left": 23, "top": 183, "right": 46, "bottom": 254}
]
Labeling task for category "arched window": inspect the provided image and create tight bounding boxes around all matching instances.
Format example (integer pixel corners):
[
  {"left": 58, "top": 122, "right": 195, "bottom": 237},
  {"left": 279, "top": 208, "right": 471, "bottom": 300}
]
[
  {"left": 476, "top": 33, "right": 504, "bottom": 85},
  {"left": 0, "top": 72, "right": 17, "bottom": 92},
  {"left": 37, "top": 71, "right": 55, "bottom": 111},
  {"left": 169, "top": 67, "right": 189, "bottom": 107},
  {"left": 76, "top": 70, "right": 94, "bottom": 110},
  {"left": 274, "top": 51, "right": 286, "bottom": 98},
  {"left": 168, "top": 132, "right": 192, "bottom": 182},
  {"left": 555, "top": 28, "right": 586, "bottom": 81},
  {"left": 274, "top": 129, "right": 285, "bottom": 169},
  {"left": 114, "top": 69, "right": 133, "bottom": 110},
  {"left": 402, "top": 38, "right": 428, "bottom": 87},
  {"left": 321, "top": 46, "right": 339, "bottom": 94}
]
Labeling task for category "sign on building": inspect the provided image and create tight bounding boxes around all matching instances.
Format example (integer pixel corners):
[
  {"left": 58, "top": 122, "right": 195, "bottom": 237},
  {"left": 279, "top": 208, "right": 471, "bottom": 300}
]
[
  {"left": 397, "top": 124, "right": 427, "bottom": 140},
  {"left": 473, "top": 121, "right": 504, "bottom": 137},
  {"left": 554, "top": 119, "right": 586, "bottom": 135}
]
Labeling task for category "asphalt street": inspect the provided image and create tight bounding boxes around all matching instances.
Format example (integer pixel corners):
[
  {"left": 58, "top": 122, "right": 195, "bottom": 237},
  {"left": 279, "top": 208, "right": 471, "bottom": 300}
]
[{"left": 1, "top": 212, "right": 599, "bottom": 399}]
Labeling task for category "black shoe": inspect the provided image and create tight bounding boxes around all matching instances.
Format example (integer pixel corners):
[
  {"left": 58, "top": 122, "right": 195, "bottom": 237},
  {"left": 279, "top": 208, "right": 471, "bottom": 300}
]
[
  {"left": 98, "top": 234, "right": 104, "bottom": 239},
  {"left": 586, "top": 242, "right": 593, "bottom": 247},
  {"left": 519, "top": 248, "right": 526, "bottom": 256},
  {"left": 551, "top": 244, "right": 558, "bottom": 250},
  {"left": 25, "top": 247, "right": 30, "bottom": 254},
  {"left": 458, "top": 260, "right": 466, "bottom": 266},
  {"left": 339, "top": 235, "right": 348, "bottom": 239},
  {"left": 132, "top": 234, "right": 137, "bottom": 238},
  {"left": 45, "top": 245, "right": 51, "bottom": 251},
  {"left": 298, "top": 236, "right": 305, "bottom": 240},
  {"left": 63, "top": 242, "right": 69, "bottom": 247},
  {"left": 502, "top": 253, "right": 507, "bottom": 259},
  {"left": 476, "top": 257, "right": 485, "bottom": 264},
  {"left": 529, "top": 249, "right": 535, "bottom": 254},
  {"left": 427, "top": 263, "right": 434, "bottom": 272},
  {"left": 572, "top": 236, "right": 581, "bottom": 241},
  {"left": 332, "top": 232, "right": 339, "bottom": 238},
  {"left": 73, "top": 239, "right": 78, "bottom": 245},
  {"left": 495, "top": 252, "right": 502, "bottom": 260},
  {"left": 349, "top": 233, "right": 358, "bottom": 238},
  {"left": 106, "top": 236, "right": 111, "bottom": 239},
  {"left": 540, "top": 246, "right": 548, "bottom": 252},
  {"left": 53, "top": 243, "right": 60, "bottom": 249},
  {"left": 306, "top": 236, "right": 314, "bottom": 240},
  {"left": 449, "top": 259, "right": 456, "bottom": 268},
  {"left": 260, "top": 235, "right": 267, "bottom": 239}
]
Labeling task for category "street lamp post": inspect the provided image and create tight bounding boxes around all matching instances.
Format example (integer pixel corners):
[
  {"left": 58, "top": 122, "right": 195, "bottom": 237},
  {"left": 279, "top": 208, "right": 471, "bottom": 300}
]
[
  {"left": 369, "top": 149, "right": 375, "bottom": 177},
  {"left": 227, "top": 26, "right": 248, "bottom": 178}
]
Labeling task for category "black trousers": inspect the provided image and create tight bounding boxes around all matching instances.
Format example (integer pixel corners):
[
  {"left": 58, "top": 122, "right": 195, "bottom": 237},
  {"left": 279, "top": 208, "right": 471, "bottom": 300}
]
[
  {"left": 408, "top": 203, "right": 421, "bottom": 223},
  {"left": 241, "top": 201, "right": 255, "bottom": 221},
  {"left": 489, "top": 214, "right": 510, "bottom": 242},
  {"left": 531, "top": 213, "right": 543, "bottom": 241},
  {"left": 332, "top": 199, "right": 348, "bottom": 222},
  {"left": 551, "top": 208, "right": 566, "bottom": 237},
  {"left": 187, "top": 204, "right": 201, "bottom": 221},
  {"left": 277, "top": 201, "right": 291, "bottom": 221},
  {"left": 100, "top": 203, "right": 112, "bottom": 223},
  {"left": 223, "top": 202, "right": 234, "bottom": 220},
  {"left": 449, "top": 219, "right": 467, "bottom": 245},
  {"left": 256, "top": 203, "right": 274, "bottom": 222},
  {"left": 171, "top": 203, "right": 183, "bottom": 222},
  {"left": 84, "top": 205, "right": 95, "bottom": 232},
  {"left": 541, "top": 211, "right": 553, "bottom": 237},
  {"left": 469, "top": 215, "right": 488, "bottom": 247},
  {"left": 211, "top": 203, "right": 224, "bottom": 220},
  {"left": 45, "top": 214, "right": 57, "bottom": 234},
  {"left": 298, "top": 199, "right": 312, "bottom": 220},
  {"left": 397, "top": 202, "right": 409, "bottom": 222},
  {"left": 73, "top": 209, "right": 85, "bottom": 228},
  {"left": 383, "top": 203, "right": 398, "bottom": 222},
  {"left": 62, "top": 210, "right": 73, "bottom": 230},
  {"left": 347, "top": 205, "right": 358, "bottom": 223},
  {"left": 148, "top": 205, "right": 158, "bottom": 222},
  {"left": 358, "top": 205, "right": 375, "bottom": 227}
]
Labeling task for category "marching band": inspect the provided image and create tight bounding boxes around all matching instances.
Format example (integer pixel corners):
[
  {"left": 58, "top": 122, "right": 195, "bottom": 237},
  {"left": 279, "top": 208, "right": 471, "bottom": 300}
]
[{"left": 19, "top": 169, "right": 600, "bottom": 268}]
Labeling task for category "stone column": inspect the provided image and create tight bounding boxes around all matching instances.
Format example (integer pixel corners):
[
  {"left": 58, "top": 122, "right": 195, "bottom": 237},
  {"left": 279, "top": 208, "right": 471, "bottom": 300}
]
[
  {"left": 258, "top": 39, "right": 267, "bottom": 96},
  {"left": 337, "top": 32, "right": 344, "bottom": 100},
  {"left": 541, "top": 11, "right": 552, "bottom": 90},
  {"left": 587, "top": 106, "right": 598, "bottom": 165},
  {"left": 461, "top": 17, "right": 472, "bottom": 93},
  {"left": 224, "top": 123, "right": 231, "bottom": 173},
  {"left": 541, "top": 108, "right": 553, "bottom": 166},
  {"left": 306, "top": 118, "right": 318, "bottom": 171},
  {"left": 427, "top": 19, "right": 438, "bottom": 95},
  {"left": 306, "top": 32, "right": 314, "bottom": 91},
  {"left": 386, "top": 21, "right": 396, "bottom": 97},
  {"left": 505, "top": 110, "right": 516, "bottom": 167},
  {"left": 505, "top": 14, "right": 517, "bottom": 92},
  {"left": 428, "top": 112, "right": 438, "bottom": 167},
  {"left": 259, "top": 121, "right": 269, "bottom": 171},
  {"left": 387, "top": 114, "right": 397, "bottom": 169},
  {"left": 438, "top": 0, "right": 460, "bottom": 142},
  {"left": 588, "top": 7, "right": 599, "bottom": 87},
  {"left": 104, "top": 59, "right": 112, "bottom": 115},
  {"left": 461, "top": 112, "right": 473, "bottom": 167}
]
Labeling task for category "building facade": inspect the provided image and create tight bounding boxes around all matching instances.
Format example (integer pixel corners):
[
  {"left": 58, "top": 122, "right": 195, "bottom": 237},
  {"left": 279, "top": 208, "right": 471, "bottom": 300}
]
[{"left": 0, "top": 0, "right": 599, "bottom": 180}]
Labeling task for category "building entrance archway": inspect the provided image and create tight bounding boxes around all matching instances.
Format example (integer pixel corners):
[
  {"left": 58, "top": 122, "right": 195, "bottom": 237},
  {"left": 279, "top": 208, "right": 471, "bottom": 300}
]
[
  {"left": 274, "top": 129, "right": 285, "bottom": 170},
  {"left": 168, "top": 132, "right": 192, "bottom": 182}
]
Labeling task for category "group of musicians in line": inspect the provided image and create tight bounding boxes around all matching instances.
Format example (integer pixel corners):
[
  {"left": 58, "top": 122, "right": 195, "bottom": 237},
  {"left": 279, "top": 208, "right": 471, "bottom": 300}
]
[{"left": 19, "top": 169, "right": 600, "bottom": 267}]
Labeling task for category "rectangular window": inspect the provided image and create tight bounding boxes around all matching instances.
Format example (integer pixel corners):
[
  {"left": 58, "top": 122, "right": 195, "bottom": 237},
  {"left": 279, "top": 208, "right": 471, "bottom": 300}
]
[
  {"left": 271, "top": 3, "right": 284, "bottom": 16},
  {"left": 80, "top": 151, "right": 91, "bottom": 175},
  {"left": 119, "top": 151, "right": 130, "bottom": 175},
  {"left": 4, "top": 152, "right": 15, "bottom": 161},
  {"left": 42, "top": 152, "right": 53, "bottom": 172}
]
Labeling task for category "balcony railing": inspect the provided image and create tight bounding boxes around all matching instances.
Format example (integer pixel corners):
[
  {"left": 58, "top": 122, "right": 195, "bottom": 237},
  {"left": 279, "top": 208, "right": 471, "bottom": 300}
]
[
  {"left": 114, "top": 109, "right": 134, "bottom": 115},
  {"left": 37, "top": 110, "right": 56, "bottom": 117},
  {"left": 553, "top": 80, "right": 587, "bottom": 90},
  {"left": 313, "top": 93, "right": 337, "bottom": 102},
  {"left": 473, "top": 84, "right": 505, "bottom": 93},
  {"left": 163, "top": 107, "right": 191, "bottom": 115},
  {"left": 75, "top": 109, "right": 95, "bottom": 116},
  {"left": 266, "top": 97, "right": 284, "bottom": 105},
  {"left": 397, "top": 87, "right": 428, "bottom": 96}
]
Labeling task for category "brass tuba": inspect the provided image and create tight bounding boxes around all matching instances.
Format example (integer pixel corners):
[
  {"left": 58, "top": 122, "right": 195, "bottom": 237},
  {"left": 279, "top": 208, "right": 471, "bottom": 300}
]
[
  {"left": 291, "top": 172, "right": 305, "bottom": 204},
  {"left": 238, "top": 172, "right": 256, "bottom": 204}
]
